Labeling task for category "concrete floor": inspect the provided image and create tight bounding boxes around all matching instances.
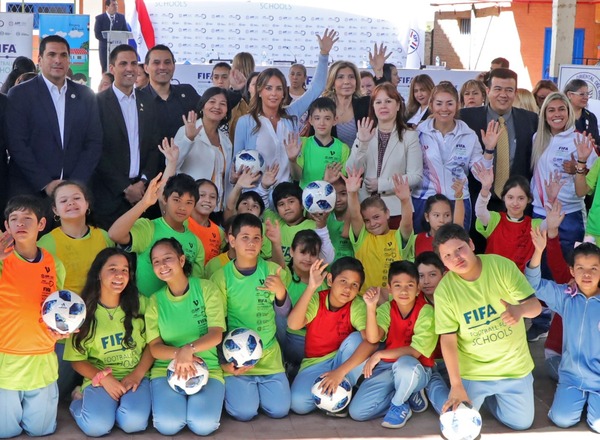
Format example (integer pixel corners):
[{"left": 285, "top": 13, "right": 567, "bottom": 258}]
[{"left": 18, "top": 338, "right": 594, "bottom": 439}]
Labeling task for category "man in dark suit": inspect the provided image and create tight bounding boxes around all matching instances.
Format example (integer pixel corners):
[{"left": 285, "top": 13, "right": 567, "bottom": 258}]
[
  {"left": 94, "top": 0, "right": 128, "bottom": 73},
  {"left": 460, "top": 68, "right": 538, "bottom": 213},
  {"left": 0, "top": 93, "right": 7, "bottom": 222},
  {"left": 94, "top": 44, "right": 161, "bottom": 229},
  {"left": 6, "top": 35, "right": 103, "bottom": 198}
]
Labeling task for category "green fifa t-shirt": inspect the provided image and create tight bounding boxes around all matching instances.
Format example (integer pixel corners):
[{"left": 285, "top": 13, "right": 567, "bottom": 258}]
[
  {"left": 376, "top": 299, "right": 438, "bottom": 357},
  {"left": 300, "top": 293, "right": 367, "bottom": 370},
  {"left": 64, "top": 304, "right": 147, "bottom": 390},
  {"left": 434, "top": 254, "right": 535, "bottom": 381},
  {"left": 145, "top": 277, "right": 225, "bottom": 382},
  {"left": 586, "top": 159, "right": 600, "bottom": 236},
  {"left": 262, "top": 210, "right": 316, "bottom": 264},
  {"left": 327, "top": 213, "right": 354, "bottom": 260},
  {"left": 211, "top": 258, "right": 289, "bottom": 376},
  {"left": 297, "top": 136, "right": 350, "bottom": 188},
  {"left": 131, "top": 217, "right": 205, "bottom": 297}
]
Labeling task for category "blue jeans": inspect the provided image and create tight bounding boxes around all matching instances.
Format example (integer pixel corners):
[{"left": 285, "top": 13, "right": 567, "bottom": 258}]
[
  {"left": 426, "top": 364, "right": 450, "bottom": 415},
  {"left": 151, "top": 377, "right": 224, "bottom": 435},
  {"left": 349, "top": 356, "right": 432, "bottom": 421},
  {"left": 0, "top": 382, "right": 58, "bottom": 438},
  {"left": 224, "top": 373, "right": 290, "bottom": 421},
  {"left": 545, "top": 355, "right": 561, "bottom": 382},
  {"left": 413, "top": 196, "right": 472, "bottom": 234},
  {"left": 275, "top": 314, "right": 305, "bottom": 367},
  {"left": 427, "top": 372, "right": 534, "bottom": 430},
  {"left": 549, "top": 383, "right": 600, "bottom": 432},
  {"left": 291, "top": 332, "right": 364, "bottom": 415},
  {"left": 55, "top": 342, "right": 81, "bottom": 401},
  {"left": 70, "top": 378, "right": 151, "bottom": 437}
]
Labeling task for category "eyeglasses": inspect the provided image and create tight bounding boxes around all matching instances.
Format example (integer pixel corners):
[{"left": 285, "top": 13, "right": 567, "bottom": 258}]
[{"left": 568, "top": 91, "right": 592, "bottom": 98}]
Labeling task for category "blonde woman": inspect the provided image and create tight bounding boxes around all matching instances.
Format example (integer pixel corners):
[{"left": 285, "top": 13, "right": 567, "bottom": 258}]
[
  {"left": 531, "top": 91, "right": 597, "bottom": 256},
  {"left": 513, "top": 88, "right": 539, "bottom": 114}
]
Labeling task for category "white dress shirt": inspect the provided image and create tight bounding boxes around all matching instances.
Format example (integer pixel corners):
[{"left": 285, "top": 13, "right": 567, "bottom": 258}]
[{"left": 112, "top": 83, "right": 140, "bottom": 178}]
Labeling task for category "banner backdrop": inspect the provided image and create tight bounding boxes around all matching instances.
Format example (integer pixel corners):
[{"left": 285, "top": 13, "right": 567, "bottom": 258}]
[
  {"left": 39, "top": 14, "right": 90, "bottom": 84},
  {"left": 0, "top": 13, "right": 34, "bottom": 88},
  {"left": 126, "top": 0, "right": 425, "bottom": 68},
  {"left": 558, "top": 64, "right": 600, "bottom": 130}
]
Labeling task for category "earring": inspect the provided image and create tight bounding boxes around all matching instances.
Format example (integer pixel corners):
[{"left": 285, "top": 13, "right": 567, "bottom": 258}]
[
  {"left": 53, "top": 214, "right": 60, "bottom": 222},
  {"left": 86, "top": 208, "right": 91, "bottom": 215}
]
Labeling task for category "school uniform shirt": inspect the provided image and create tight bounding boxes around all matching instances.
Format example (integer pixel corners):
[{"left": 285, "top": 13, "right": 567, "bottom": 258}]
[
  {"left": 531, "top": 126, "right": 597, "bottom": 216},
  {"left": 145, "top": 277, "right": 225, "bottom": 382},
  {"left": 435, "top": 254, "right": 535, "bottom": 381},
  {"left": 210, "top": 258, "right": 290, "bottom": 376},
  {"left": 64, "top": 304, "right": 147, "bottom": 390},
  {"left": 475, "top": 212, "right": 543, "bottom": 272},
  {"left": 402, "top": 231, "right": 435, "bottom": 262},
  {"left": 0, "top": 249, "right": 65, "bottom": 390},
  {"left": 187, "top": 217, "right": 225, "bottom": 265},
  {"left": 526, "top": 265, "right": 600, "bottom": 390},
  {"left": 327, "top": 213, "right": 354, "bottom": 260},
  {"left": 350, "top": 226, "right": 404, "bottom": 292},
  {"left": 205, "top": 252, "right": 231, "bottom": 279},
  {"left": 296, "top": 136, "right": 350, "bottom": 189},
  {"left": 415, "top": 118, "right": 491, "bottom": 201},
  {"left": 585, "top": 158, "right": 600, "bottom": 239},
  {"left": 130, "top": 217, "right": 205, "bottom": 297},
  {"left": 377, "top": 294, "right": 437, "bottom": 367},
  {"left": 302, "top": 290, "right": 366, "bottom": 369},
  {"left": 38, "top": 226, "right": 113, "bottom": 294}
]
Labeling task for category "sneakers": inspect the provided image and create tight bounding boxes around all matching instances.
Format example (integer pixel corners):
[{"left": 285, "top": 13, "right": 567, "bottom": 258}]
[
  {"left": 407, "top": 388, "right": 429, "bottom": 413},
  {"left": 527, "top": 324, "right": 549, "bottom": 342},
  {"left": 382, "top": 403, "right": 412, "bottom": 428}
]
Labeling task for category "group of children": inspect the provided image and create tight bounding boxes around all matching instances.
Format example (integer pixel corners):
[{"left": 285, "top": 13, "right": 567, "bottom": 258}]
[{"left": 2, "top": 89, "right": 600, "bottom": 439}]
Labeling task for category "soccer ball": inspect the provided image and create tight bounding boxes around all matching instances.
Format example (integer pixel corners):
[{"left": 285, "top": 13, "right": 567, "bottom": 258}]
[
  {"left": 41, "top": 290, "right": 86, "bottom": 334},
  {"left": 302, "top": 180, "right": 336, "bottom": 214},
  {"left": 222, "top": 328, "right": 263, "bottom": 368},
  {"left": 439, "top": 402, "right": 482, "bottom": 440},
  {"left": 311, "top": 376, "right": 353, "bottom": 413},
  {"left": 234, "top": 149, "right": 265, "bottom": 174},
  {"left": 166, "top": 358, "right": 209, "bottom": 395}
]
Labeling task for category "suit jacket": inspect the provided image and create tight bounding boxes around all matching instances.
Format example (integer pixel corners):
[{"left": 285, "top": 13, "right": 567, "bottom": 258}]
[
  {"left": 6, "top": 75, "right": 103, "bottom": 196},
  {"left": 93, "top": 87, "right": 161, "bottom": 228},
  {"left": 94, "top": 12, "right": 128, "bottom": 71},
  {"left": 0, "top": 93, "right": 7, "bottom": 221}
]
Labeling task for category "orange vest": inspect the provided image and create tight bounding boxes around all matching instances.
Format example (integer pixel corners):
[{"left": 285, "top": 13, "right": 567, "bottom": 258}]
[
  {"left": 0, "top": 250, "right": 57, "bottom": 354},
  {"left": 188, "top": 217, "right": 222, "bottom": 264}
]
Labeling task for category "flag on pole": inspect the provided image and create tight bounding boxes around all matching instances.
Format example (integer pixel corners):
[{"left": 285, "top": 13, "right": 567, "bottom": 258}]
[{"left": 125, "top": 0, "right": 155, "bottom": 61}]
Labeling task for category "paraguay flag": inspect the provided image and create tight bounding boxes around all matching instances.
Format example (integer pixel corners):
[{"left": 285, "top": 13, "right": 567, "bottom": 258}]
[{"left": 125, "top": 0, "right": 156, "bottom": 61}]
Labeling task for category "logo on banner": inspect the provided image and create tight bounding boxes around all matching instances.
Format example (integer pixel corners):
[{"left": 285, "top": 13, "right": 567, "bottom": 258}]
[
  {"left": 408, "top": 29, "right": 419, "bottom": 54},
  {"left": 565, "top": 72, "right": 600, "bottom": 100}
]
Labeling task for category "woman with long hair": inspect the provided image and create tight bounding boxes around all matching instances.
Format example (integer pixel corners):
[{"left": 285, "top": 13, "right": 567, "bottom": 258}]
[
  {"left": 346, "top": 82, "right": 423, "bottom": 228},
  {"left": 405, "top": 74, "right": 435, "bottom": 127}
]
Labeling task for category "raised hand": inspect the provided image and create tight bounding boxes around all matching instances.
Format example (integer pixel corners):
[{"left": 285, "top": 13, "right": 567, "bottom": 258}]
[
  {"left": 544, "top": 169, "right": 564, "bottom": 206},
  {"left": 341, "top": 167, "right": 363, "bottom": 193},
  {"left": 182, "top": 111, "right": 202, "bottom": 141},
  {"left": 236, "top": 167, "right": 261, "bottom": 189},
  {"left": 317, "top": 28, "right": 339, "bottom": 55},
  {"left": 309, "top": 211, "right": 329, "bottom": 229},
  {"left": 363, "top": 286, "right": 381, "bottom": 308},
  {"left": 574, "top": 131, "right": 595, "bottom": 163},
  {"left": 323, "top": 162, "right": 343, "bottom": 183},
  {"left": 357, "top": 118, "right": 376, "bottom": 143},
  {"left": 284, "top": 131, "right": 302, "bottom": 162},
  {"left": 392, "top": 174, "right": 411, "bottom": 201},
  {"left": 544, "top": 200, "right": 565, "bottom": 234},
  {"left": 229, "top": 68, "right": 247, "bottom": 91},
  {"left": 368, "top": 43, "right": 392, "bottom": 75},
  {"left": 158, "top": 137, "right": 180, "bottom": 165},
  {"left": 480, "top": 119, "right": 502, "bottom": 152},
  {"left": 261, "top": 163, "right": 280, "bottom": 190},
  {"left": 308, "top": 259, "right": 328, "bottom": 291},
  {"left": 452, "top": 178, "right": 466, "bottom": 199},
  {"left": 265, "top": 218, "right": 281, "bottom": 245},
  {"left": 530, "top": 226, "right": 548, "bottom": 255},
  {"left": 472, "top": 161, "right": 493, "bottom": 191},
  {"left": 141, "top": 173, "right": 163, "bottom": 208}
]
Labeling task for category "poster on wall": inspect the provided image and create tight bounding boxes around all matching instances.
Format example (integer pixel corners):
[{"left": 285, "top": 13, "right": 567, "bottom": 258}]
[
  {"left": 0, "top": 13, "right": 34, "bottom": 88},
  {"left": 126, "top": 0, "right": 425, "bottom": 68},
  {"left": 39, "top": 14, "right": 90, "bottom": 84}
]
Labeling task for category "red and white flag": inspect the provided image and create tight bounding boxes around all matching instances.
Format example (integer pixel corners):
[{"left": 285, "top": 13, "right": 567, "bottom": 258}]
[{"left": 125, "top": 0, "right": 156, "bottom": 61}]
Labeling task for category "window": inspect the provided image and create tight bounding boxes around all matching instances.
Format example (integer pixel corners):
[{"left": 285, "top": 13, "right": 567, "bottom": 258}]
[{"left": 6, "top": 3, "right": 75, "bottom": 29}]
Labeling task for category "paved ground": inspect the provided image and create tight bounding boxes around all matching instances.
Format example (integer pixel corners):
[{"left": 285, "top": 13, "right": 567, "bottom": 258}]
[{"left": 19, "top": 338, "right": 593, "bottom": 439}]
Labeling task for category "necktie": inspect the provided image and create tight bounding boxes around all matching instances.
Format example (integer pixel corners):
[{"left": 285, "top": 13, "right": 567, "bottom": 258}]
[
  {"left": 494, "top": 116, "right": 510, "bottom": 198},
  {"left": 109, "top": 15, "right": 115, "bottom": 31}
]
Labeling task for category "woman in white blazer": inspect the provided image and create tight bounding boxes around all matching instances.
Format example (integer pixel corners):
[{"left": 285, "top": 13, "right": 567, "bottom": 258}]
[
  {"left": 174, "top": 87, "right": 233, "bottom": 213},
  {"left": 346, "top": 82, "right": 423, "bottom": 228}
]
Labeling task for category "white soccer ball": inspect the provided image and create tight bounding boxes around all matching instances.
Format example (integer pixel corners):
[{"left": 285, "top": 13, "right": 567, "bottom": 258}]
[
  {"left": 311, "top": 376, "right": 353, "bottom": 413},
  {"left": 439, "top": 402, "right": 482, "bottom": 440},
  {"left": 234, "top": 149, "right": 265, "bottom": 174},
  {"left": 166, "top": 358, "right": 209, "bottom": 395},
  {"left": 222, "top": 328, "right": 263, "bottom": 368},
  {"left": 302, "top": 180, "right": 336, "bottom": 214},
  {"left": 41, "top": 290, "right": 86, "bottom": 334}
]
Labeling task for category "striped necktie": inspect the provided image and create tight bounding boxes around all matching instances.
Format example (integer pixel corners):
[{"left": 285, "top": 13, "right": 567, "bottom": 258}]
[{"left": 494, "top": 116, "right": 510, "bottom": 198}]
